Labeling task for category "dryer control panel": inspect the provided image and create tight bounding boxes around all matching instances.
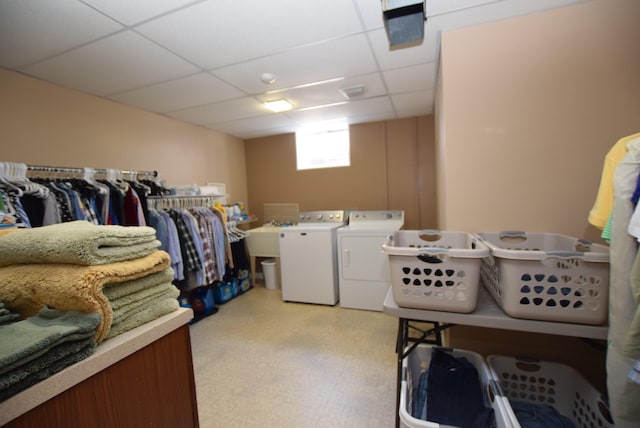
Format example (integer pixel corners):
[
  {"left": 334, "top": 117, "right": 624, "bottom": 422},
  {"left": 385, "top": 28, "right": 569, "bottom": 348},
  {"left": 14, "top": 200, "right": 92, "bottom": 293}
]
[{"left": 348, "top": 210, "right": 404, "bottom": 224}]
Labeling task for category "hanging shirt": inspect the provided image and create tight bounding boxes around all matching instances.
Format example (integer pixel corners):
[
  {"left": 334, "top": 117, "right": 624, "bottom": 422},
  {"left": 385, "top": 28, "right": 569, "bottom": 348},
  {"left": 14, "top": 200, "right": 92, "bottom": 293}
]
[
  {"left": 157, "top": 209, "right": 184, "bottom": 281},
  {"left": 589, "top": 132, "right": 640, "bottom": 229},
  {"left": 167, "top": 209, "right": 201, "bottom": 279},
  {"left": 189, "top": 207, "right": 218, "bottom": 285},
  {"left": 46, "top": 182, "right": 73, "bottom": 223},
  {"left": 208, "top": 208, "right": 228, "bottom": 280},
  {"left": 607, "top": 142, "right": 640, "bottom": 428},
  {"left": 180, "top": 208, "right": 209, "bottom": 286}
]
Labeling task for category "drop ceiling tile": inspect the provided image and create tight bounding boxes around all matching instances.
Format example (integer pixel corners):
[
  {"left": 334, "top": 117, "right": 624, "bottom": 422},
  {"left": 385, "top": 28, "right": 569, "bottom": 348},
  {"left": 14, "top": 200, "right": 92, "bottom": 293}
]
[
  {"left": 383, "top": 62, "right": 436, "bottom": 94},
  {"left": 0, "top": 0, "right": 122, "bottom": 68},
  {"left": 287, "top": 96, "right": 394, "bottom": 124},
  {"left": 429, "top": 0, "right": 588, "bottom": 34},
  {"left": 0, "top": 0, "right": 585, "bottom": 139},
  {"left": 392, "top": 90, "right": 434, "bottom": 116},
  {"left": 256, "top": 72, "right": 386, "bottom": 109},
  {"left": 212, "top": 34, "right": 378, "bottom": 95},
  {"left": 21, "top": 31, "right": 199, "bottom": 96},
  {"left": 231, "top": 127, "right": 287, "bottom": 140},
  {"left": 208, "top": 114, "right": 299, "bottom": 139},
  {"left": 354, "top": 0, "right": 384, "bottom": 30},
  {"left": 427, "top": 0, "right": 497, "bottom": 16},
  {"left": 168, "top": 97, "right": 268, "bottom": 125},
  {"left": 136, "top": 0, "right": 364, "bottom": 69},
  {"left": 82, "top": 0, "right": 197, "bottom": 26},
  {"left": 109, "top": 73, "right": 245, "bottom": 113},
  {"left": 367, "top": 28, "right": 437, "bottom": 71}
]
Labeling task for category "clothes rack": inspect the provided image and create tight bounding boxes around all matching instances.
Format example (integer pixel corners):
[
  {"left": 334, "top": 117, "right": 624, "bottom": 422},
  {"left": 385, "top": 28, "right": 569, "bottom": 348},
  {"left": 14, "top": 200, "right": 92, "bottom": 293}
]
[
  {"left": 2, "top": 162, "right": 167, "bottom": 228},
  {"left": 146, "top": 195, "right": 222, "bottom": 210},
  {"left": 26, "top": 164, "right": 158, "bottom": 179},
  {"left": 146, "top": 194, "right": 236, "bottom": 285}
]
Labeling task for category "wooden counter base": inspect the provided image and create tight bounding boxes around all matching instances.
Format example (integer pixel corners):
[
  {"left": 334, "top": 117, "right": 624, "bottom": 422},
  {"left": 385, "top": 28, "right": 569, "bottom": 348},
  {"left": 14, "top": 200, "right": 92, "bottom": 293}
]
[{"left": 2, "top": 309, "right": 199, "bottom": 428}]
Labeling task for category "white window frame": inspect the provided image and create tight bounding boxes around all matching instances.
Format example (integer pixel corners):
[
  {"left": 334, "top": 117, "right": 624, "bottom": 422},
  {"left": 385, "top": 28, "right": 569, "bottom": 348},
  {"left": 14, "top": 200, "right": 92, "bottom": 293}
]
[{"left": 295, "top": 119, "right": 350, "bottom": 171}]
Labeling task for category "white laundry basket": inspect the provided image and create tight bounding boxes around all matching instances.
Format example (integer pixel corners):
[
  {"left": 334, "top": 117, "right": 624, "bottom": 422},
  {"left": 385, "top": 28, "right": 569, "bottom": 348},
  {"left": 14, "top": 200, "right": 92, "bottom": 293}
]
[
  {"left": 383, "top": 230, "right": 489, "bottom": 313},
  {"left": 400, "top": 345, "right": 513, "bottom": 428},
  {"left": 487, "top": 355, "right": 614, "bottom": 428},
  {"left": 477, "top": 231, "right": 609, "bottom": 325}
]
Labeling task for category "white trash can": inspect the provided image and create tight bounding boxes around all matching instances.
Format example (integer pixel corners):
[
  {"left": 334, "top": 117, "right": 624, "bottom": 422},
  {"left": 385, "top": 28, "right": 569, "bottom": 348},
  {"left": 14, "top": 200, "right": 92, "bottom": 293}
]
[{"left": 261, "top": 259, "right": 279, "bottom": 290}]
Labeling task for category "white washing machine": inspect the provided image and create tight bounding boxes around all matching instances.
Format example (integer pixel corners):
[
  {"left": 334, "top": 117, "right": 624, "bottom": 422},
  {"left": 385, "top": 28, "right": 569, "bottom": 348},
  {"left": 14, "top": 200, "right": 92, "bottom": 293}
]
[
  {"left": 279, "top": 210, "right": 346, "bottom": 305},
  {"left": 337, "top": 210, "right": 404, "bottom": 311}
]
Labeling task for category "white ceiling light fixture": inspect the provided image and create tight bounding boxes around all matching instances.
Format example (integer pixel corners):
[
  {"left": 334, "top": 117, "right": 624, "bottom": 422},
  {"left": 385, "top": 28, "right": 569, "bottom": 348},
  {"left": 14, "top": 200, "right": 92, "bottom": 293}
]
[
  {"left": 264, "top": 77, "right": 345, "bottom": 95},
  {"left": 339, "top": 84, "right": 365, "bottom": 100},
  {"left": 264, "top": 99, "right": 292, "bottom": 112}
]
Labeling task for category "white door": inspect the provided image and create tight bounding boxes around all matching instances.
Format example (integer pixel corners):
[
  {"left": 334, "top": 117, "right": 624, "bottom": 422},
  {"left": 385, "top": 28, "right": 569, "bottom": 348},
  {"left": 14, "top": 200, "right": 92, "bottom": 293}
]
[{"left": 279, "top": 229, "right": 338, "bottom": 305}]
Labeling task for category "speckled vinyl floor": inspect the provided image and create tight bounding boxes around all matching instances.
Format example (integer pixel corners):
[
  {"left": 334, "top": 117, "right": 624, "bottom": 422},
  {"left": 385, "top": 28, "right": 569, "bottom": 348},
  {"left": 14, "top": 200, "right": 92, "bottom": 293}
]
[{"left": 189, "top": 284, "right": 399, "bottom": 428}]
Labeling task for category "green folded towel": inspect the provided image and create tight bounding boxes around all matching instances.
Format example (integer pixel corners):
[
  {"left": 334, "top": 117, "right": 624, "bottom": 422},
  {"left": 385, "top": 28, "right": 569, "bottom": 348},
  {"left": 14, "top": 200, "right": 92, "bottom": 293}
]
[
  {"left": 0, "top": 337, "right": 96, "bottom": 402},
  {"left": 0, "top": 220, "right": 160, "bottom": 266},
  {"left": 0, "top": 313, "right": 20, "bottom": 326},
  {"left": 106, "top": 294, "right": 179, "bottom": 339},
  {"left": 103, "top": 267, "right": 174, "bottom": 303},
  {"left": 110, "top": 283, "right": 179, "bottom": 323},
  {"left": 0, "top": 301, "right": 20, "bottom": 326},
  {"left": 0, "top": 308, "right": 100, "bottom": 376}
]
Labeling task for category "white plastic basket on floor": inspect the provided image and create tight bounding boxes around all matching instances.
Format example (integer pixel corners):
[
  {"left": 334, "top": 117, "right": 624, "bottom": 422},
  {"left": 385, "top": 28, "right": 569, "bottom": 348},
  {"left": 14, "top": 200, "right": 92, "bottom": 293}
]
[
  {"left": 400, "top": 345, "right": 512, "bottom": 428},
  {"left": 487, "top": 355, "right": 614, "bottom": 428},
  {"left": 477, "top": 231, "right": 609, "bottom": 325},
  {"left": 383, "top": 230, "right": 489, "bottom": 313}
]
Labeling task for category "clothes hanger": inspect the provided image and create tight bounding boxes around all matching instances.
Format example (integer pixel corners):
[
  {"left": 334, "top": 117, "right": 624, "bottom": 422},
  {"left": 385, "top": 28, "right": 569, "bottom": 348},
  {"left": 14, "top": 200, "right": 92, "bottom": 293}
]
[
  {"left": 106, "top": 168, "right": 129, "bottom": 192},
  {"left": 0, "top": 162, "right": 24, "bottom": 197},
  {"left": 13, "top": 163, "right": 49, "bottom": 197},
  {"left": 83, "top": 167, "right": 109, "bottom": 196},
  {"left": 127, "top": 170, "right": 152, "bottom": 195}
]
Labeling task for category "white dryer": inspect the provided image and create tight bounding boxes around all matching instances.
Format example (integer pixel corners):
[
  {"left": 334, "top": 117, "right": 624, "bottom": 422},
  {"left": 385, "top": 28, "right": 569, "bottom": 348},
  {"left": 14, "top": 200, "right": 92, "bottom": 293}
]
[
  {"left": 337, "top": 210, "right": 404, "bottom": 311},
  {"left": 279, "top": 210, "right": 345, "bottom": 305}
]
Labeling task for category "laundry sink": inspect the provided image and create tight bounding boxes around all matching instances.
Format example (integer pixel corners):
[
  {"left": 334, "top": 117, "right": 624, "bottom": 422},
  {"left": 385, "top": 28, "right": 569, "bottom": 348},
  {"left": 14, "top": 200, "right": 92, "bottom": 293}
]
[{"left": 246, "top": 226, "right": 281, "bottom": 257}]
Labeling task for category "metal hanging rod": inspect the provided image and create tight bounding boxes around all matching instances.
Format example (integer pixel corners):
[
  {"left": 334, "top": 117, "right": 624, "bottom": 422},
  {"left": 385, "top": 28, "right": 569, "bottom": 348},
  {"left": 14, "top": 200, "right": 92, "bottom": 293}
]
[
  {"left": 146, "top": 195, "right": 224, "bottom": 210},
  {"left": 147, "top": 195, "right": 226, "bottom": 199},
  {"left": 25, "top": 164, "right": 158, "bottom": 177}
]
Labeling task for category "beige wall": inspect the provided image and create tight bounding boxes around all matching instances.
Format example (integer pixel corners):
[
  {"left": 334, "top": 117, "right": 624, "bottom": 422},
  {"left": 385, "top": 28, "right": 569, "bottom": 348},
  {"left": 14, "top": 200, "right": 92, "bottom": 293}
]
[
  {"left": 0, "top": 69, "right": 248, "bottom": 203},
  {"left": 438, "top": 0, "right": 640, "bottom": 240},
  {"left": 244, "top": 115, "right": 437, "bottom": 229},
  {"left": 437, "top": 0, "right": 640, "bottom": 391}
]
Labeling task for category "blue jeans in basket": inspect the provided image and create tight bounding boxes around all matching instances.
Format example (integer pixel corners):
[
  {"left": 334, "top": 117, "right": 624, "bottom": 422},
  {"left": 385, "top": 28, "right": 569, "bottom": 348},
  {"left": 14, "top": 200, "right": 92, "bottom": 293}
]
[
  {"left": 510, "top": 401, "right": 575, "bottom": 428},
  {"left": 426, "top": 348, "right": 495, "bottom": 427}
]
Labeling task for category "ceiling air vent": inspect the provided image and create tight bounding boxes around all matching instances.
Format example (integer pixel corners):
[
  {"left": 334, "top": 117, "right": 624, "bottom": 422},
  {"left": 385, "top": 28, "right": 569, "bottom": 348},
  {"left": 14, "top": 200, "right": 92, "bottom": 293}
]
[{"left": 339, "top": 85, "right": 365, "bottom": 100}]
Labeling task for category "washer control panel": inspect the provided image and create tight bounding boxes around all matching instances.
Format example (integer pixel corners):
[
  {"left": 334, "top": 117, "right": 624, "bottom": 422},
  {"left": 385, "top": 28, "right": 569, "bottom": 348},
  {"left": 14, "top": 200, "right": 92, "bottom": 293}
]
[{"left": 298, "top": 210, "right": 345, "bottom": 223}]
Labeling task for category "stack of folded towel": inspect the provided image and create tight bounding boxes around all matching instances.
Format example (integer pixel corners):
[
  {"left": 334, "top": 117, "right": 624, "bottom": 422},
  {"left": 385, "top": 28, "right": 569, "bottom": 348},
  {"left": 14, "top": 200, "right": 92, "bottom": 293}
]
[
  {"left": 0, "top": 308, "right": 101, "bottom": 401},
  {"left": 0, "top": 301, "right": 20, "bottom": 326},
  {"left": 103, "top": 266, "right": 178, "bottom": 339},
  {"left": 0, "top": 221, "right": 180, "bottom": 344}
]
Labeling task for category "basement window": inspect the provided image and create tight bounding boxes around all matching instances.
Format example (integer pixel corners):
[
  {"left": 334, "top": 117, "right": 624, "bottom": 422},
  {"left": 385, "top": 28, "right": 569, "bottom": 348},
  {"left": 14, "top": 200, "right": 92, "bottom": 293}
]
[{"left": 295, "top": 119, "right": 350, "bottom": 170}]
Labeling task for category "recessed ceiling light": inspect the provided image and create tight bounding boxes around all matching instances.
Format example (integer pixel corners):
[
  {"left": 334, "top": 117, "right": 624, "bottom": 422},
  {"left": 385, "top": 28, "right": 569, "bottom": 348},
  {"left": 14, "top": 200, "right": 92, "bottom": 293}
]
[{"left": 264, "top": 99, "right": 292, "bottom": 112}]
